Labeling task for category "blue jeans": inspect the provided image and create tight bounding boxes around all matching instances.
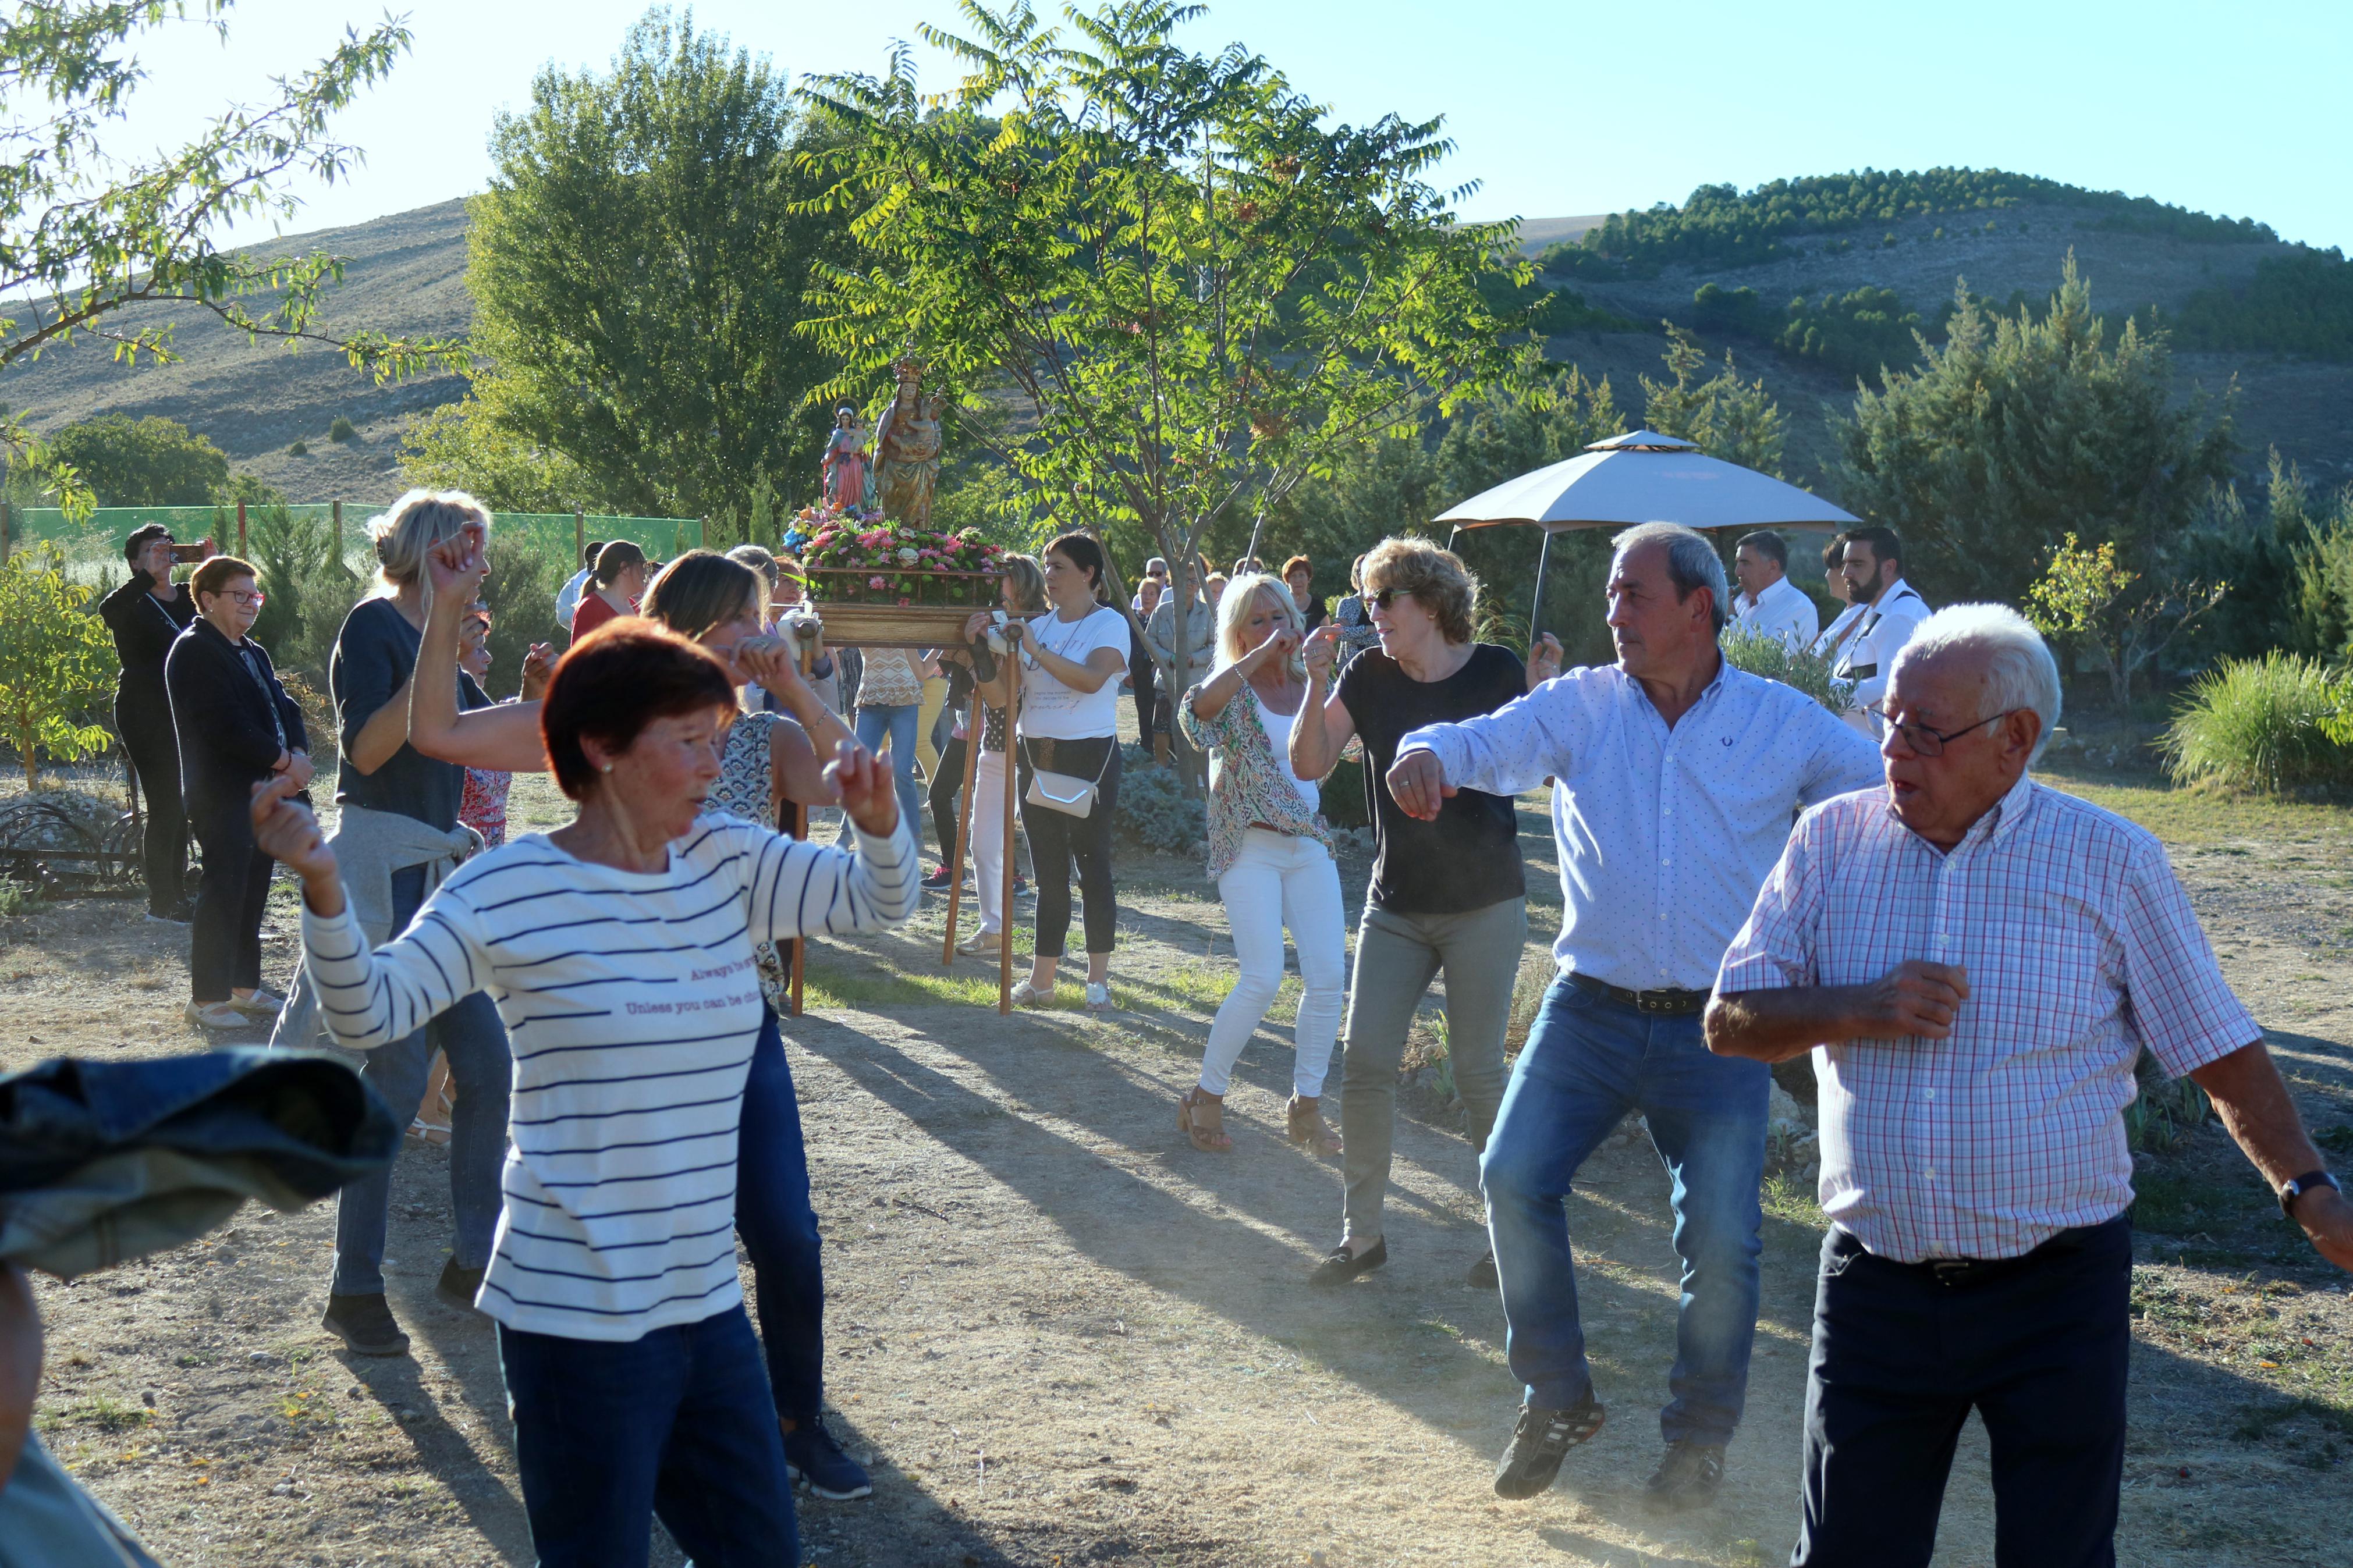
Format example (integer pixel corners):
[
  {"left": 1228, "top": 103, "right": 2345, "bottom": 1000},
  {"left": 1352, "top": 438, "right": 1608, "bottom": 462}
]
[
  {"left": 1479, "top": 975, "right": 1768, "bottom": 1445},
  {"left": 498, "top": 1305, "right": 796, "bottom": 1568},
  {"left": 734, "top": 1008, "right": 826, "bottom": 1421},
  {"left": 854, "top": 703, "right": 924, "bottom": 844},
  {"left": 331, "top": 864, "right": 513, "bottom": 1294}
]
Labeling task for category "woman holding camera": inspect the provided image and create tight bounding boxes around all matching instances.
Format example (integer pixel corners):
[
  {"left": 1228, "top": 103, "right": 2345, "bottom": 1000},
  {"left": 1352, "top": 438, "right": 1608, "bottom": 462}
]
[
  {"left": 99, "top": 524, "right": 199, "bottom": 921},
  {"left": 1007, "top": 534, "right": 1129, "bottom": 1011}
]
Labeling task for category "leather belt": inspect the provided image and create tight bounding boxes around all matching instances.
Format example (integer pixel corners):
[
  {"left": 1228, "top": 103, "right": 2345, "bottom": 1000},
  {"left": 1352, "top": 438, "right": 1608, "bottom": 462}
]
[{"left": 1570, "top": 971, "right": 1710, "bottom": 1015}]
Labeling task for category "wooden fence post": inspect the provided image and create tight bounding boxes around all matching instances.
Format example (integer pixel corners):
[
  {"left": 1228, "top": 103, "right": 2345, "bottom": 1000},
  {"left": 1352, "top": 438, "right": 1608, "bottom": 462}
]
[
  {"left": 236, "top": 499, "right": 247, "bottom": 557},
  {"left": 332, "top": 500, "right": 342, "bottom": 573},
  {"left": 697, "top": 515, "right": 708, "bottom": 551},
  {"left": 574, "top": 509, "right": 585, "bottom": 571},
  {"left": 0, "top": 500, "right": 10, "bottom": 563}
]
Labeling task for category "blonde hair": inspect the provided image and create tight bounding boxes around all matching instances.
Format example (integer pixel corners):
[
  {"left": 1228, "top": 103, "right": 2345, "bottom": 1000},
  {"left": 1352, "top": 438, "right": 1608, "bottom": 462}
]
[
  {"left": 368, "top": 488, "right": 490, "bottom": 592},
  {"left": 1361, "top": 536, "right": 1477, "bottom": 645},
  {"left": 1213, "top": 573, "right": 1305, "bottom": 680},
  {"left": 998, "top": 553, "right": 1048, "bottom": 612}
]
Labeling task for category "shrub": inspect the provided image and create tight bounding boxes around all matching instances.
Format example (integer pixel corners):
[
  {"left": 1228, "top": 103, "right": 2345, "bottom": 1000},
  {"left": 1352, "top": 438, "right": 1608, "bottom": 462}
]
[
  {"left": 1115, "top": 744, "right": 1206, "bottom": 854},
  {"left": 288, "top": 439, "right": 308, "bottom": 457},
  {"left": 1720, "top": 625, "right": 1843, "bottom": 711},
  {"left": 478, "top": 525, "right": 567, "bottom": 696},
  {"left": 328, "top": 415, "right": 357, "bottom": 443},
  {"left": 2160, "top": 653, "right": 2353, "bottom": 793},
  {"left": 244, "top": 504, "right": 359, "bottom": 687},
  {"left": 0, "top": 545, "right": 117, "bottom": 787}
]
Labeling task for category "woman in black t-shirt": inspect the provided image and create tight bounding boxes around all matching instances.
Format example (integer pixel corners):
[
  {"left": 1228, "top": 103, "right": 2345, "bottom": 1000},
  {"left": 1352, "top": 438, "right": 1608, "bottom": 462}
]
[{"left": 1292, "top": 537, "right": 1530, "bottom": 1288}]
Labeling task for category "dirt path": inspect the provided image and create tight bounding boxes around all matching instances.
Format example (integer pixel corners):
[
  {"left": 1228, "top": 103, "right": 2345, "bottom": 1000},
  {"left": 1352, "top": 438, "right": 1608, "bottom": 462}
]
[{"left": 9, "top": 761, "right": 2353, "bottom": 1566}]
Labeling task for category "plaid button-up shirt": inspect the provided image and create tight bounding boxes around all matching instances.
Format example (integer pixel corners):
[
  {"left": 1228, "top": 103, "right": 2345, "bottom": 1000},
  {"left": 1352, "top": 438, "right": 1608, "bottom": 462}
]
[{"left": 1717, "top": 773, "right": 2256, "bottom": 1262}]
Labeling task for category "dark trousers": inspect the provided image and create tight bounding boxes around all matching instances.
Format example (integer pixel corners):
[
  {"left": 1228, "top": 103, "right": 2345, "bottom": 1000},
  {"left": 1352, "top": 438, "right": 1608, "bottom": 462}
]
[
  {"left": 118, "top": 703, "right": 187, "bottom": 915},
  {"left": 187, "top": 796, "right": 271, "bottom": 1003},
  {"left": 1793, "top": 1215, "right": 2132, "bottom": 1568},
  {"left": 498, "top": 1304, "right": 796, "bottom": 1568},
  {"left": 735, "top": 1008, "right": 826, "bottom": 1422},
  {"left": 1017, "top": 738, "right": 1121, "bottom": 958},
  {"left": 929, "top": 734, "right": 967, "bottom": 869},
  {"left": 1130, "top": 648, "right": 1156, "bottom": 747}
]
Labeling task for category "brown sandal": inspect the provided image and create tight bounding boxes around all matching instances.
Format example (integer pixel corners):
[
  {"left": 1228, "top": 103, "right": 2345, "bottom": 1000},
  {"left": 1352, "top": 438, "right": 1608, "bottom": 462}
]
[
  {"left": 1177, "top": 1087, "right": 1233, "bottom": 1153},
  {"left": 1286, "top": 1094, "right": 1343, "bottom": 1156}
]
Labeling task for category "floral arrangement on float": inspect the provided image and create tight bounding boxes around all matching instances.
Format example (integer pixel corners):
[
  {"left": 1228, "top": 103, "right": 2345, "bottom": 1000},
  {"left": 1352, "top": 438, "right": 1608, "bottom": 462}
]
[{"left": 790, "top": 510, "right": 1004, "bottom": 608}]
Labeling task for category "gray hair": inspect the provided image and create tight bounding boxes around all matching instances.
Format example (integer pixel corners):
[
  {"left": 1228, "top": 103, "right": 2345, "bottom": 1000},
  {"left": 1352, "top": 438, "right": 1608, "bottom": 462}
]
[
  {"left": 1891, "top": 603, "right": 2063, "bottom": 765},
  {"left": 369, "top": 488, "right": 490, "bottom": 592},
  {"left": 1612, "top": 521, "right": 1730, "bottom": 634}
]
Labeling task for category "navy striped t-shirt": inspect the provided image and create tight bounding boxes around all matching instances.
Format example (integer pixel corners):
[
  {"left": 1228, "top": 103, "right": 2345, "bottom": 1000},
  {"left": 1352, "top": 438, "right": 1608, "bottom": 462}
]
[{"left": 301, "top": 813, "right": 919, "bottom": 1340}]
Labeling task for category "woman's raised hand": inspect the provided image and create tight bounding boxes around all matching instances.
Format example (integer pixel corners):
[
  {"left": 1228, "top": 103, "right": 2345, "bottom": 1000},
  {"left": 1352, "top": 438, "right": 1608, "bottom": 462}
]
[
  {"left": 250, "top": 775, "right": 338, "bottom": 889},
  {"left": 520, "top": 642, "right": 555, "bottom": 702},
  {"left": 824, "top": 738, "right": 900, "bottom": 838},
  {"left": 1251, "top": 628, "right": 1300, "bottom": 669},
  {"left": 961, "top": 611, "right": 993, "bottom": 643},
  {"left": 736, "top": 636, "right": 814, "bottom": 707},
  {"left": 427, "top": 521, "right": 489, "bottom": 602},
  {"left": 1301, "top": 624, "right": 1339, "bottom": 679}
]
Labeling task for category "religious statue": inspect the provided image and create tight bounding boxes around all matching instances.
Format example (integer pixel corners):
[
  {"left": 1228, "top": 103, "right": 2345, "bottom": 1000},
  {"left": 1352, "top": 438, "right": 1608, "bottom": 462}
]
[
  {"left": 872, "top": 357, "right": 945, "bottom": 529},
  {"left": 818, "top": 406, "right": 870, "bottom": 513}
]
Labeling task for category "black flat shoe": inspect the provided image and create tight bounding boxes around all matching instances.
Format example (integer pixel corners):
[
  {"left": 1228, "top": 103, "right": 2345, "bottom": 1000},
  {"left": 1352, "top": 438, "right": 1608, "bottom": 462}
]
[{"left": 1307, "top": 1238, "right": 1387, "bottom": 1287}]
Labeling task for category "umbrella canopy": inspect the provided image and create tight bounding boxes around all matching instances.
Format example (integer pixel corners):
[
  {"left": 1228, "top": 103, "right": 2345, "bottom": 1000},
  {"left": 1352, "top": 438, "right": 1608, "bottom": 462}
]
[{"left": 1435, "top": 429, "right": 1860, "bottom": 533}]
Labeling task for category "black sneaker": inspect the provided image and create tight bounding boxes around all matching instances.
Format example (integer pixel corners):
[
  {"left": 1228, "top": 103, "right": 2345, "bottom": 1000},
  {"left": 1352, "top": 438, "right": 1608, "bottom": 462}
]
[
  {"left": 321, "top": 1292, "right": 410, "bottom": 1357},
  {"left": 1493, "top": 1392, "right": 1606, "bottom": 1500},
  {"left": 1642, "top": 1439, "right": 1725, "bottom": 1512},
  {"left": 920, "top": 867, "right": 954, "bottom": 893},
  {"left": 1307, "top": 1237, "right": 1387, "bottom": 1287},
  {"left": 435, "top": 1258, "right": 486, "bottom": 1313},
  {"left": 1467, "top": 1249, "right": 1499, "bottom": 1290},
  {"left": 783, "top": 1413, "right": 874, "bottom": 1500}
]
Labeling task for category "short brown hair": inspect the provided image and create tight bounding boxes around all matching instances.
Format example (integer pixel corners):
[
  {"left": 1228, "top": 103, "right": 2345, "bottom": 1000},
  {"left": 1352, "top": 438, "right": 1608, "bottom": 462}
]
[
  {"left": 541, "top": 620, "right": 739, "bottom": 799},
  {"left": 1280, "top": 555, "right": 1313, "bottom": 583},
  {"left": 644, "top": 550, "right": 761, "bottom": 642},
  {"left": 1360, "top": 537, "right": 1476, "bottom": 644},
  {"left": 190, "top": 554, "right": 258, "bottom": 600},
  {"left": 593, "top": 539, "right": 648, "bottom": 587}
]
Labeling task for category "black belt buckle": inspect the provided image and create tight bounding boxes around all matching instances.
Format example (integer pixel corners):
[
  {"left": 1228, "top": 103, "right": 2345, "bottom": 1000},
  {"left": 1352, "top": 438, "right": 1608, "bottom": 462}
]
[{"left": 1928, "top": 1259, "right": 1979, "bottom": 1288}]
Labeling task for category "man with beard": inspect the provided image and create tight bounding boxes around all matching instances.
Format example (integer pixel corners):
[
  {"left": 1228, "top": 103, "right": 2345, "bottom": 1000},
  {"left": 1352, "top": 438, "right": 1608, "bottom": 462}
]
[{"left": 1832, "top": 527, "right": 1929, "bottom": 739}]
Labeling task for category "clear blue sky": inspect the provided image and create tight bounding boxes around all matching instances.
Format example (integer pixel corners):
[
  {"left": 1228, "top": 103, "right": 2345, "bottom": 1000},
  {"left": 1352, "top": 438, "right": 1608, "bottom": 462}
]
[{"left": 107, "top": 0, "right": 2353, "bottom": 254}]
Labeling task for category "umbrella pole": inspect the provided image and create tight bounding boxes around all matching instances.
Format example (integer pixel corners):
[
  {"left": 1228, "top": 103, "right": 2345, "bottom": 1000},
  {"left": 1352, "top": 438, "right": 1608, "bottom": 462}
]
[{"left": 1529, "top": 528, "right": 1554, "bottom": 654}]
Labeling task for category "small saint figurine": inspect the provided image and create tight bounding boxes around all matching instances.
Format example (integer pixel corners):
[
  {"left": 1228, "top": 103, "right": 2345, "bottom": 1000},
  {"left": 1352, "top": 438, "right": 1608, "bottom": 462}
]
[{"left": 819, "top": 406, "right": 869, "bottom": 513}]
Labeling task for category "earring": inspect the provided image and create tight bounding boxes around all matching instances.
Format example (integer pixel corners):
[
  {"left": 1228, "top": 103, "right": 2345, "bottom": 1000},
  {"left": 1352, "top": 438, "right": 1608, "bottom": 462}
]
[{"left": 601, "top": 763, "right": 613, "bottom": 773}]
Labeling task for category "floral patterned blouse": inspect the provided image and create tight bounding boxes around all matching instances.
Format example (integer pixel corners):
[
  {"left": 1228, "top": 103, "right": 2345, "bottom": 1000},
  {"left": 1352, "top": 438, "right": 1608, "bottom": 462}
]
[{"left": 1179, "top": 678, "right": 1335, "bottom": 880}]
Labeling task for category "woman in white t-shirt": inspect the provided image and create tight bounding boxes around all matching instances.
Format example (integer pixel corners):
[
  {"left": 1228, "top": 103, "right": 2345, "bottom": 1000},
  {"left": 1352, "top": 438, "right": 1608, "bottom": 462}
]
[
  {"left": 1009, "top": 533, "right": 1131, "bottom": 1011},
  {"left": 1174, "top": 575, "right": 1344, "bottom": 1155}
]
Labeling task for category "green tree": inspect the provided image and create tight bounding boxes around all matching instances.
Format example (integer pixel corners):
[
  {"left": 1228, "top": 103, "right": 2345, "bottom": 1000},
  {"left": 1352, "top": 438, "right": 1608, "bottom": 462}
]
[
  {"left": 2023, "top": 532, "right": 2224, "bottom": 710},
  {"left": 800, "top": 1, "right": 1535, "bottom": 779},
  {"left": 244, "top": 501, "right": 356, "bottom": 685},
  {"left": 42, "top": 413, "right": 227, "bottom": 503},
  {"left": 1639, "top": 326, "right": 1786, "bottom": 475},
  {"left": 1831, "top": 255, "right": 2237, "bottom": 606},
  {"left": 0, "top": 544, "right": 116, "bottom": 786},
  {"left": 398, "top": 395, "right": 598, "bottom": 514},
  {"left": 1, "top": 1, "right": 463, "bottom": 515},
  {"left": 439, "top": 8, "right": 850, "bottom": 520}
]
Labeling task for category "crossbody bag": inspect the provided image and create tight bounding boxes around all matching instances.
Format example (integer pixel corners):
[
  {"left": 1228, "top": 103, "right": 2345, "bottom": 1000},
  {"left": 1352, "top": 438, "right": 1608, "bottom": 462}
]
[{"left": 1021, "top": 737, "right": 1115, "bottom": 818}]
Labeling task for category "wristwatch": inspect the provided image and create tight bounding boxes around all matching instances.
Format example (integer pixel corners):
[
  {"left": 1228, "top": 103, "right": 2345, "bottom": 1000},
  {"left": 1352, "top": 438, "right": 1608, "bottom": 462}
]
[{"left": 2279, "top": 1169, "right": 2340, "bottom": 1219}]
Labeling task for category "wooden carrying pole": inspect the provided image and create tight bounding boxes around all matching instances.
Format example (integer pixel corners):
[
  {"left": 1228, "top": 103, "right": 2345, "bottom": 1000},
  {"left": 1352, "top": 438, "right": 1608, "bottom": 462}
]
[
  {"left": 939, "top": 682, "right": 984, "bottom": 967},
  {"left": 999, "top": 656, "right": 1020, "bottom": 1014}
]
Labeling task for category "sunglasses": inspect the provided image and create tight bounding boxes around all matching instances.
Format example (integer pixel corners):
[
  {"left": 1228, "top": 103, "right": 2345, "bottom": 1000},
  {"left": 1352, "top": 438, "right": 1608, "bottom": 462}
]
[{"left": 1365, "top": 586, "right": 1414, "bottom": 610}]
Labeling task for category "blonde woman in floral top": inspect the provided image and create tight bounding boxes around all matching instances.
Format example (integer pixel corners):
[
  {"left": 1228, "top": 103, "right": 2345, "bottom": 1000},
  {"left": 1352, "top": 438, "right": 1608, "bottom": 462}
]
[{"left": 1176, "top": 573, "right": 1346, "bottom": 1157}]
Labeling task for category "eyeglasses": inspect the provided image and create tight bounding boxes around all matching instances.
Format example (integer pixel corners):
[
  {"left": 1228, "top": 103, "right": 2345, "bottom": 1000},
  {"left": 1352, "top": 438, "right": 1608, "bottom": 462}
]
[
  {"left": 220, "top": 589, "right": 265, "bottom": 607},
  {"left": 1869, "top": 706, "right": 2020, "bottom": 758},
  {"left": 1366, "top": 586, "right": 1414, "bottom": 610}
]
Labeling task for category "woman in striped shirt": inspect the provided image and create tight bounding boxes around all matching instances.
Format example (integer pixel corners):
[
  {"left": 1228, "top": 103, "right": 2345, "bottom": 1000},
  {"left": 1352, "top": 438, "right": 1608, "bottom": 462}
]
[{"left": 250, "top": 621, "right": 919, "bottom": 1568}]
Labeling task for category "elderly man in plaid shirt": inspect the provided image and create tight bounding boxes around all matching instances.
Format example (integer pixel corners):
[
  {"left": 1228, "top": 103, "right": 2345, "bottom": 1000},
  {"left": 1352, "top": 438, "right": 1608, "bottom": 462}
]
[{"left": 1709, "top": 603, "right": 2353, "bottom": 1568}]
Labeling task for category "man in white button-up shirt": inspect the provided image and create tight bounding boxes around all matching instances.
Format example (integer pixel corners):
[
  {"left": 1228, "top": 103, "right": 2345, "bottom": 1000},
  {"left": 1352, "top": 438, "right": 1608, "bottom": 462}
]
[
  {"left": 1830, "top": 527, "right": 1929, "bottom": 736},
  {"left": 1387, "top": 523, "right": 1879, "bottom": 1511},
  {"left": 1730, "top": 530, "right": 1820, "bottom": 651}
]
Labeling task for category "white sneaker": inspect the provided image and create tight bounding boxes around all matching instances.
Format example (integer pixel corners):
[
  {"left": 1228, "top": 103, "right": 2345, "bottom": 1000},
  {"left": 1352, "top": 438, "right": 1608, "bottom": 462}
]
[
  {"left": 957, "top": 927, "right": 1005, "bottom": 955},
  {"left": 184, "top": 1001, "right": 246, "bottom": 1029},
  {"left": 230, "top": 989, "right": 284, "bottom": 1018},
  {"left": 1084, "top": 981, "right": 1112, "bottom": 1012}
]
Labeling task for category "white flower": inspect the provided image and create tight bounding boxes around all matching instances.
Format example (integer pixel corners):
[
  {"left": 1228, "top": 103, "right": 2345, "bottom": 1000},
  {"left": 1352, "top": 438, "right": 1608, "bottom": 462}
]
[{"left": 896, "top": 546, "right": 920, "bottom": 564}]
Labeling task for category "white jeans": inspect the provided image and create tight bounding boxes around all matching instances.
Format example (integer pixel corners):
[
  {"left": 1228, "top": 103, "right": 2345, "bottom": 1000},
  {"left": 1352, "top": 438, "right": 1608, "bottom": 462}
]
[
  {"left": 971, "top": 749, "right": 1010, "bottom": 934},
  {"left": 1200, "top": 828, "right": 1347, "bottom": 1098}
]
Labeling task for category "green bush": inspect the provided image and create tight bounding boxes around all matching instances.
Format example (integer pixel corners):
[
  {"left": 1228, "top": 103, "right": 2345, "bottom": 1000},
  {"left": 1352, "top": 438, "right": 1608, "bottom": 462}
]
[
  {"left": 1720, "top": 625, "right": 1844, "bottom": 711},
  {"left": 2160, "top": 653, "right": 2353, "bottom": 793},
  {"left": 1115, "top": 744, "right": 1205, "bottom": 855},
  {"left": 328, "top": 416, "right": 356, "bottom": 443},
  {"left": 478, "top": 526, "right": 568, "bottom": 696},
  {"left": 288, "top": 439, "right": 308, "bottom": 457},
  {"left": 244, "top": 503, "right": 359, "bottom": 687},
  {"left": 1318, "top": 751, "right": 1371, "bottom": 829}
]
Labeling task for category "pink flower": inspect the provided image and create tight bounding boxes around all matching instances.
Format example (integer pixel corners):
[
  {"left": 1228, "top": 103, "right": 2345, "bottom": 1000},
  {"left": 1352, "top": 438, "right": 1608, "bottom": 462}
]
[
  {"left": 868, "top": 575, "right": 889, "bottom": 590},
  {"left": 897, "top": 596, "right": 912, "bottom": 607}
]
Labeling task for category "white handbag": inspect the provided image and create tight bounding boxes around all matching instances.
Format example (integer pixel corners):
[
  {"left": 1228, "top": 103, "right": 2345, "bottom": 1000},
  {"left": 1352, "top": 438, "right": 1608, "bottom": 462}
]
[{"left": 1021, "top": 739, "right": 1114, "bottom": 819}]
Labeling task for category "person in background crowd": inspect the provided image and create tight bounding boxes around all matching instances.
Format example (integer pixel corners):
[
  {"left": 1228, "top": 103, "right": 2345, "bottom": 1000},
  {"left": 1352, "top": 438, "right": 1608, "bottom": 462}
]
[
  {"left": 1146, "top": 555, "right": 1216, "bottom": 761},
  {"left": 1291, "top": 538, "right": 1527, "bottom": 1289},
  {"left": 854, "top": 644, "right": 936, "bottom": 843},
  {"left": 99, "top": 523, "right": 198, "bottom": 922},
  {"left": 1134, "top": 557, "right": 1169, "bottom": 616},
  {"left": 318, "top": 490, "right": 515, "bottom": 1360},
  {"left": 1832, "top": 526, "right": 1929, "bottom": 738},
  {"left": 1283, "top": 555, "right": 1330, "bottom": 632},
  {"left": 1330, "top": 553, "right": 1383, "bottom": 668},
  {"left": 409, "top": 538, "right": 883, "bottom": 1505},
  {"left": 944, "top": 556, "right": 1046, "bottom": 946},
  {"left": 1205, "top": 571, "right": 1230, "bottom": 610},
  {"left": 1387, "top": 523, "right": 1879, "bottom": 1511},
  {"left": 1809, "top": 532, "right": 1862, "bottom": 662},
  {"left": 570, "top": 539, "right": 648, "bottom": 642},
  {"left": 1709, "top": 605, "right": 2353, "bottom": 1566},
  {"left": 554, "top": 539, "right": 604, "bottom": 633},
  {"left": 164, "top": 554, "right": 311, "bottom": 1029},
  {"left": 737, "top": 546, "right": 843, "bottom": 717},
  {"left": 1010, "top": 533, "right": 1130, "bottom": 1011},
  {"left": 456, "top": 602, "right": 554, "bottom": 849},
  {"left": 254, "top": 620, "right": 919, "bottom": 1568},
  {"left": 1177, "top": 574, "right": 1346, "bottom": 1157},
  {"left": 1730, "top": 529, "right": 1819, "bottom": 652}
]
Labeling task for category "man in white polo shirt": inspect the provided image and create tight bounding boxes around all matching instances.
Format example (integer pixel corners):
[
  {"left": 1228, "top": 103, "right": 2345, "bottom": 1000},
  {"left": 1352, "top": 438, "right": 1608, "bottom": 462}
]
[
  {"left": 1730, "top": 529, "right": 1820, "bottom": 651},
  {"left": 1832, "top": 526, "right": 1929, "bottom": 737}
]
